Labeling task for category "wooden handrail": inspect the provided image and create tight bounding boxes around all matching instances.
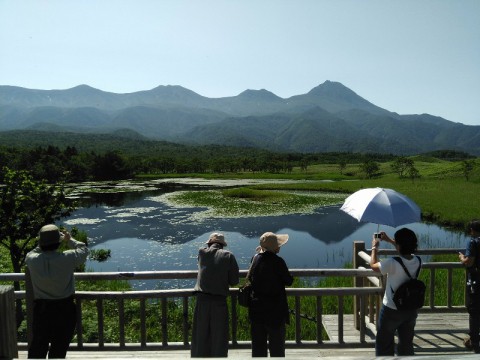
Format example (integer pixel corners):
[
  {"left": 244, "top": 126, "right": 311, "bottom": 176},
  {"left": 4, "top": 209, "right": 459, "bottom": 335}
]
[
  {"left": 1, "top": 245, "right": 468, "bottom": 351},
  {"left": 13, "top": 270, "right": 384, "bottom": 350},
  {"left": 0, "top": 268, "right": 383, "bottom": 282}
]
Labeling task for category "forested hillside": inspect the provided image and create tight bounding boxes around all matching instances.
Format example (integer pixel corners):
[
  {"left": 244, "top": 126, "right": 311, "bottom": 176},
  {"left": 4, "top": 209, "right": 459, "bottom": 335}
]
[{"left": 0, "top": 130, "right": 403, "bottom": 182}]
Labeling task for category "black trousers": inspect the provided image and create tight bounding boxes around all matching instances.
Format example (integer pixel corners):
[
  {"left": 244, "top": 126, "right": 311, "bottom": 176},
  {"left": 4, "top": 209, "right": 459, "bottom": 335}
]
[
  {"left": 28, "top": 296, "right": 76, "bottom": 359},
  {"left": 191, "top": 293, "right": 229, "bottom": 358},
  {"left": 467, "top": 289, "right": 480, "bottom": 352},
  {"left": 251, "top": 321, "right": 286, "bottom": 357}
]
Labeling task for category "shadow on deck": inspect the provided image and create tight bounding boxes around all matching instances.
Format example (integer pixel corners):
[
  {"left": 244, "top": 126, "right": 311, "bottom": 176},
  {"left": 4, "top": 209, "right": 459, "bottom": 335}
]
[{"left": 15, "top": 312, "right": 476, "bottom": 359}]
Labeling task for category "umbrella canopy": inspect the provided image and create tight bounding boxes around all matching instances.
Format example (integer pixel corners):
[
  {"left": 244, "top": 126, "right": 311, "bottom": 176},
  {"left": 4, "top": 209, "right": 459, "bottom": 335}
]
[{"left": 340, "top": 187, "right": 421, "bottom": 228}]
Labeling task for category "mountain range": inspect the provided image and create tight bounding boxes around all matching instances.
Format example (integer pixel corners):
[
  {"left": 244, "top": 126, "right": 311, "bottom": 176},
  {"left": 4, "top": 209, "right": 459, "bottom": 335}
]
[{"left": 1, "top": 81, "right": 479, "bottom": 155}]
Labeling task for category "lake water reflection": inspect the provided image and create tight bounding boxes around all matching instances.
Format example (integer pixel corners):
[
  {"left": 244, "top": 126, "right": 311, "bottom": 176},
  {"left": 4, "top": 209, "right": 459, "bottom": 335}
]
[{"left": 63, "top": 179, "right": 468, "bottom": 289}]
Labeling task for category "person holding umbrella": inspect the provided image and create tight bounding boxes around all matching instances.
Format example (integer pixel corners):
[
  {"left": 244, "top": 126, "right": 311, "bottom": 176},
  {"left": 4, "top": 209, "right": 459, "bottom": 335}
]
[{"left": 369, "top": 228, "right": 421, "bottom": 356}]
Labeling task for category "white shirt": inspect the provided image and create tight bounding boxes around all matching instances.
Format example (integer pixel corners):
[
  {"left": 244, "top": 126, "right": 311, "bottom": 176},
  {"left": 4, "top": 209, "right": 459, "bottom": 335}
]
[{"left": 379, "top": 255, "right": 422, "bottom": 310}]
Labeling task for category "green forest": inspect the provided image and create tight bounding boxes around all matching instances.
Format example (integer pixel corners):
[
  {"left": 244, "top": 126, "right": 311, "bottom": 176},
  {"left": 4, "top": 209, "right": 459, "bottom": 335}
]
[{"left": 0, "top": 130, "right": 474, "bottom": 183}]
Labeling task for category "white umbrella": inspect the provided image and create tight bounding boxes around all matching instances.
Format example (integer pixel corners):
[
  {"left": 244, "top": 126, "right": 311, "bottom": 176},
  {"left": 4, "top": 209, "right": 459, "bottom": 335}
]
[{"left": 340, "top": 187, "right": 421, "bottom": 230}]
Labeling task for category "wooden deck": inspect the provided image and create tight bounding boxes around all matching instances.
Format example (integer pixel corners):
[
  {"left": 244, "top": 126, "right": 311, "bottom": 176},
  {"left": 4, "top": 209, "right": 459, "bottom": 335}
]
[{"left": 15, "top": 312, "right": 476, "bottom": 359}]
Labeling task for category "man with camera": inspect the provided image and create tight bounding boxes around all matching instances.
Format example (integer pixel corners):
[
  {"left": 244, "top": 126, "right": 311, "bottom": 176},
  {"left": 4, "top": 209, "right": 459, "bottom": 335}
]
[
  {"left": 191, "top": 232, "right": 239, "bottom": 358},
  {"left": 26, "top": 224, "right": 89, "bottom": 359}
]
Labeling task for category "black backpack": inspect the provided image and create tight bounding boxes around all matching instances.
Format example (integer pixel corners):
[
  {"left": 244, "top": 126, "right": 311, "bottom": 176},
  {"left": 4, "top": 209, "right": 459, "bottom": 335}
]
[{"left": 391, "top": 256, "right": 426, "bottom": 310}]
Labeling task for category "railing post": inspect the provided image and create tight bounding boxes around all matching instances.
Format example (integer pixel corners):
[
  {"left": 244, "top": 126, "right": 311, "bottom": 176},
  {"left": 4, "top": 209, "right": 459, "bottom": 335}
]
[
  {"left": 25, "top": 267, "right": 34, "bottom": 346},
  {"left": 140, "top": 299, "right": 146, "bottom": 348},
  {"left": 316, "top": 296, "right": 323, "bottom": 344},
  {"left": 353, "top": 241, "right": 365, "bottom": 330},
  {"left": 161, "top": 298, "right": 168, "bottom": 346},
  {"left": 182, "top": 297, "right": 189, "bottom": 346},
  {"left": 295, "top": 296, "right": 301, "bottom": 344},
  {"left": 430, "top": 268, "right": 435, "bottom": 308},
  {"left": 0, "top": 285, "right": 18, "bottom": 359},
  {"left": 76, "top": 299, "right": 83, "bottom": 348},
  {"left": 97, "top": 299, "right": 104, "bottom": 347},
  {"left": 231, "top": 293, "right": 238, "bottom": 346}
]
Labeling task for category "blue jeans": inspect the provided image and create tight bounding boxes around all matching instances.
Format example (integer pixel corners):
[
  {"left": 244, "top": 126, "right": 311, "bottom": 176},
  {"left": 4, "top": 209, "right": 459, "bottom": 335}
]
[{"left": 375, "top": 305, "right": 417, "bottom": 356}]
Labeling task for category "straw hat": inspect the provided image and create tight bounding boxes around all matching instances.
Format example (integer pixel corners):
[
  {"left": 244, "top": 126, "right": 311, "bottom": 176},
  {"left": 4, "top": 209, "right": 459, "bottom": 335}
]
[
  {"left": 206, "top": 232, "right": 227, "bottom": 246},
  {"left": 259, "top": 232, "right": 289, "bottom": 252}
]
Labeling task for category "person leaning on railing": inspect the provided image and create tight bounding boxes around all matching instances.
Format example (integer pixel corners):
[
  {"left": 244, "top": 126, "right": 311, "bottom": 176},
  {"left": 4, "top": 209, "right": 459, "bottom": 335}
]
[
  {"left": 369, "top": 228, "right": 421, "bottom": 357},
  {"left": 191, "top": 232, "right": 240, "bottom": 358},
  {"left": 248, "top": 232, "right": 294, "bottom": 358},
  {"left": 458, "top": 219, "right": 480, "bottom": 354},
  {"left": 25, "top": 224, "right": 89, "bottom": 359}
]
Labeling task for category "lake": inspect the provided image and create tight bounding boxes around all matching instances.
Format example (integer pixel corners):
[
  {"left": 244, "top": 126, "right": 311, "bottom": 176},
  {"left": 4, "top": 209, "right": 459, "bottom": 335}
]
[{"left": 63, "top": 179, "right": 469, "bottom": 289}]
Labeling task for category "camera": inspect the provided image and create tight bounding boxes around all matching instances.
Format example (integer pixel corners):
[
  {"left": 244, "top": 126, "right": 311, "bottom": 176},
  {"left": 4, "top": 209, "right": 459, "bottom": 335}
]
[{"left": 374, "top": 233, "right": 382, "bottom": 239}]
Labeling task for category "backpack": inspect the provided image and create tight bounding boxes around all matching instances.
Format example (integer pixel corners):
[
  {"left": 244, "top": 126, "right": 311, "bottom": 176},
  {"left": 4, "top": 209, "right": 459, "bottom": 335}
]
[{"left": 391, "top": 256, "right": 425, "bottom": 310}]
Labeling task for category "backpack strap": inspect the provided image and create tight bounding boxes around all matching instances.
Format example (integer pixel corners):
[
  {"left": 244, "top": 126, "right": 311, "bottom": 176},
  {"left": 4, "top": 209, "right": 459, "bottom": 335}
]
[
  {"left": 393, "top": 256, "right": 422, "bottom": 279},
  {"left": 390, "top": 256, "right": 422, "bottom": 296}
]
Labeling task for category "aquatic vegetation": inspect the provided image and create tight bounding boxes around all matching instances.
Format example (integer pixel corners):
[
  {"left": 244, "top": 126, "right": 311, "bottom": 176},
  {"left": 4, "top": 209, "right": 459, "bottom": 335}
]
[
  {"left": 89, "top": 249, "right": 112, "bottom": 262},
  {"left": 64, "top": 218, "right": 107, "bottom": 226},
  {"left": 162, "top": 188, "right": 346, "bottom": 217},
  {"left": 105, "top": 207, "right": 157, "bottom": 218}
]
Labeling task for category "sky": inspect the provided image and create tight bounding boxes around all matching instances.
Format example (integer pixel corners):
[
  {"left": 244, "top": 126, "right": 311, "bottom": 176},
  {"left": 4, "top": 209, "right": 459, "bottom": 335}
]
[{"left": 1, "top": 0, "right": 479, "bottom": 126}]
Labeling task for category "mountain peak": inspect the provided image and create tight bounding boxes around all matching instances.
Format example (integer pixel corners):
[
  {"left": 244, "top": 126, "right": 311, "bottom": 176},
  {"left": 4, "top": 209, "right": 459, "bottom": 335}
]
[
  {"left": 147, "top": 85, "right": 203, "bottom": 99},
  {"left": 303, "top": 80, "right": 389, "bottom": 116},
  {"left": 70, "top": 84, "right": 96, "bottom": 90},
  {"left": 151, "top": 84, "right": 187, "bottom": 91},
  {"left": 237, "top": 89, "right": 282, "bottom": 101},
  {"left": 62, "top": 84, "right": 108, "bottom": 96},
  {"left": 66, "top": 84, "right": 99, "bottom": 91},
  {"left": 308, "top": 81, "right": 356, "bottom": 97}
]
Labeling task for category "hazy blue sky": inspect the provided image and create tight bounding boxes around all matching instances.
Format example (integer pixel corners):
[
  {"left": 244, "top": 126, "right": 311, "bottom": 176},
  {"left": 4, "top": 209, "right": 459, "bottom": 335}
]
[{"left": 1, "top": 0, "right": 479, "bottom": 125}]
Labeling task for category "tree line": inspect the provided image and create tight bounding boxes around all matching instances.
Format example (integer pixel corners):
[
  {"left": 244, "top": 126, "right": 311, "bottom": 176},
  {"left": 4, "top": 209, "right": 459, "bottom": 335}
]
[{"left": 0, "top": 144, "right": 398, "bottom": 182}]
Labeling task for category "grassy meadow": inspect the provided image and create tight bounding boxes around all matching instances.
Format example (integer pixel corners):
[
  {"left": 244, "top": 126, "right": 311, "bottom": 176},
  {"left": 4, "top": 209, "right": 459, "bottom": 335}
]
[{"left": 161, "top": 156, "right": 480, "bottom": 230}]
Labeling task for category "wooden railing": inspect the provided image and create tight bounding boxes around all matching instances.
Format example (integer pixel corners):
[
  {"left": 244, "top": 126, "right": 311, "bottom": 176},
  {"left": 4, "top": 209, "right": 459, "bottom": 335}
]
[
  {"left": 0, "top": 243, "right": 467, "bottom": 352},
  {"left": 2, "top": 268, "right": 382, "bottom": 350}
]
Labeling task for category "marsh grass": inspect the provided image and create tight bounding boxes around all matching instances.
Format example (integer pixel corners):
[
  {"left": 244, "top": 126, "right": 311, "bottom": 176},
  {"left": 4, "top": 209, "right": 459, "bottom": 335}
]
[
  {"left": 420, "top": 254, "right": 466, "bottom": 307},
  {"left": 222, "top": 187, "right": 289, "bottom": 200},
  {"left": 161, "top": 157, "right": 479, "bottom": 228},
  {"left": 252, "top": 179, "right": 479, "bottom": 229},
  {"left": 169, "top": 188, "right": 345, "bottom": 217}
]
